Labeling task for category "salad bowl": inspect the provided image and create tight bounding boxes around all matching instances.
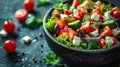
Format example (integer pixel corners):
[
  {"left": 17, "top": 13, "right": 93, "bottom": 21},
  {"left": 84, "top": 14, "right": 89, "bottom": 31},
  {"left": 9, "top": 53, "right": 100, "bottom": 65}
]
[{"left": 43, "top": 0, "right": 120, "bottom": 66}]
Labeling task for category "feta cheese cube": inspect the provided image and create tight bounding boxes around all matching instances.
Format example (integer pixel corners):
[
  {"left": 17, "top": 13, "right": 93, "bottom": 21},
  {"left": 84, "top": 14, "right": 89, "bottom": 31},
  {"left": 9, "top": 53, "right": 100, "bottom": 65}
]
[
  {"left": 105, "top": 36, "right": 113, "bottom": 46},
  {"left": 104, "top": 11, "right": 111, "bottom": 21},
  {"left": 73, "top": 36, "right": 81, "bottom": 45},
  {"left": 90, "top": 30, "right": 99, "bottom": 37},
  {"left": 0, "top": 29, "right": 8, "bottom": 37},
  {"left": 113, "top": 27, "right": 120, "bottom": 36},
  {"left": 22, "top": 36, "right": 32, "bottom": 44},
  {"left": 91, "top": 13, "right": 100, "bottom": 21},
  {"left": 60, "top": 14, "right": 68, "bottom": 20}
]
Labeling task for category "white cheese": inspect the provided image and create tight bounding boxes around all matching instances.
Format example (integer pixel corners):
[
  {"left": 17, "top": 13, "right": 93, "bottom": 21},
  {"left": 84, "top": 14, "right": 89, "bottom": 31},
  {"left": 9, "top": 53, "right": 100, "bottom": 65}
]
[
  {"left": 73, "top": 36, "right": 81, "bottom": 45},
  {"left": 113, "top": 27, "right": 120, "bottom": 36},
  {"left": 22, "top": 35, "right": 32, "bottom": 44},
  {"left": 105, "top": 36, "right": 114, "bottom": 46},
  {"left": 104, "top": 11, "right": 111, "bottom": 21},
  {"left": 90, "top": 30, "right": 99, "bottom": 37},
  {"left": 60, "top": 14, "right": 68, "bottom": 20},
  {"left": 0, "top": 29, "right": 8, "bottom": 37},
  {"left": 96, "top": 1, "right": 101, "bottom": 4},
  {"left": 91, "top": 13, "right": 100, "bottom": 21}
]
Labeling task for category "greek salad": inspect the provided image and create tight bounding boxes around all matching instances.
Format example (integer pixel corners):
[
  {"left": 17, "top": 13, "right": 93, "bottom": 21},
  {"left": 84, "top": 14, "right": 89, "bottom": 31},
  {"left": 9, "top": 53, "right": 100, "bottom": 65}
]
[{"left": 46, "top": 0, "right": 120, "bottom": 50}]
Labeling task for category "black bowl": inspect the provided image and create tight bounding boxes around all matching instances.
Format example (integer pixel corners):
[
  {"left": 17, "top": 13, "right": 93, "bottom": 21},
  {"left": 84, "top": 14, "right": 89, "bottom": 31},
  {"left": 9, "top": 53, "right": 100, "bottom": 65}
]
[{"left": 43, "top": 0, "right": 120, "bottom": 66}]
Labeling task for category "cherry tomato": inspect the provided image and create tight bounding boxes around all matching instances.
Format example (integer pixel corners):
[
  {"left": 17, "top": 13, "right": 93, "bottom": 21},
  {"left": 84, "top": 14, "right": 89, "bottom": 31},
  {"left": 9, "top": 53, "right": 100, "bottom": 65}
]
[
  {"left": 64, "top": 9, "right": 71, "bottom": 15},
  {"left": 72, "top": 0, "right": 80, "bottom": 7},
  {"left": 77, "top": 8, "right": 87, "bottom": 17},
  {"left": 52, "top": 10, "right": 60, "bottom": 19},
  {"left": 55, "top": 20, "right": 67, "bottom": 29},
  {"left": 98, "top": 38, "right": 105, "bottom": 48},
  {"left": 79, "top": 22, "right": 91, "bottom": 34},
  {"left": 90, "top": 8, "right": 102, "bottom": 15},
  {"left": 14, "top": 9, "right": 28, "bottom": 21},
  {"left": 3, "top": 40, "right": 16, "bottom": 53},
  {"left": 100, "top": 26, "right": 112, "bottom": 37},
  {"left": 113, "top": 37, "right": 119, "bottom": 45},
  {"left": 59, "top": 29, "right": 68, "bottom": 36},
  {"left": 3, "top": 20, "right": 15, "bottom": 33},
  {"left": 68, "top": 29, "right": 77, "bottom": 41},
  {"left": 24, "top": 0, "right": 34, "bottom": 12},
  {"left": 112, "top": 10, "right": 120, "bottom": 18},
  {"left": 110, "top": 7, "right": 119, "bottom": 12}
]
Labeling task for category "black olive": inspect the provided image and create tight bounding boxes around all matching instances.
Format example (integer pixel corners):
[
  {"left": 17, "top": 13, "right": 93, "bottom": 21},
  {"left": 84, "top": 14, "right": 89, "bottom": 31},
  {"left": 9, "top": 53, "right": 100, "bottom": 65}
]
[
  {"left": 53, "top": 24, "right": 60, "bottom": 35},
  {"left": 115, "top": 19, "right": 120, "bottom": 28},
  {"left": 76, "top": 29, "right": 84, "bottom": 37}
]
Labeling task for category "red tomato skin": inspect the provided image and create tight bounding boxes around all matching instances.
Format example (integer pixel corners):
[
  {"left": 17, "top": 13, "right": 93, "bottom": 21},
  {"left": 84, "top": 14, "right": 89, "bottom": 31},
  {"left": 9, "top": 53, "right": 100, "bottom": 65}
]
[
  {"left": 55, "top": 20, "right": 67, "bottom": 29},
  {"left": 113, "top": 37, "right": 119, "bottom": 45},
  {"left": 52, "top": 10, "right": 60, "bottom": 19},
  {"left": 72, "top": 0, "right": 80, "bottom": 7},
  {"left": 110, "top": 7, "right": 119, "bottom": 12},
  {"left": 3, "top": 20, "right": 15, "bottom": 33},
  {"left": 68, "top": 29, "right": 77, "bottom": 41},
  {"left": 112, "top": 10, "right": 120, "bottom": 18},
  {"left": 3, "top": 40, "right": 16, "bottom": 53},
  {"left": 59, "top": 29, "right": 68, "bottom": 36},
  {"left": 100, "top": 26, "right": 112, "bottom": 37},
  {"left": 14, "top": 9, "right": 28, "bottom": 21},
  {"left": 98, "top": 38, "right": 105, "bottom": 48},
  {"left": 24, "top": 0, "right": 34, "bottom": 12},
  {"left": 64, "top": 9, "right": 71, "bottom": 15}
]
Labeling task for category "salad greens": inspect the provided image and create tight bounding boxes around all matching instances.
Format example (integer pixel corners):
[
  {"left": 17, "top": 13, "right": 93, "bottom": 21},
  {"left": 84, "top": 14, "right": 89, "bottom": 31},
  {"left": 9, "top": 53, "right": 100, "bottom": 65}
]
[
  {"left": 37, "top": 0, "right": 51, "bottom": 7},
  {"left": 46, "top": 0, "right": 120, "bottom": 50},
  {"left": 46, "top": 16, "right": 58, "bottom": 32},
  {"left": 43, "top": 52, "right": 63, "bottom": 66},
  {"left": 53, "top": 3, "right": 70, "bottom": 10}
]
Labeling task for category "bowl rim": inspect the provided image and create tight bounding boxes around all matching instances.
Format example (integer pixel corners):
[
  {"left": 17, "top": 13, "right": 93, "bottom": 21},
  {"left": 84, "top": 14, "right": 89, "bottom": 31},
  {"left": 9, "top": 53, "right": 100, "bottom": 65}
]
[{"left": 43, "top": 0, "right": 120, "bottom": 54}]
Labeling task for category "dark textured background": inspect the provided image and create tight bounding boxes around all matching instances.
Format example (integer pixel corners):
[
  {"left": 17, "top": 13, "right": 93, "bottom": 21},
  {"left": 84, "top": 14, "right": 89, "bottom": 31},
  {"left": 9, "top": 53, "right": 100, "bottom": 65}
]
[{"left": 0, "top": 0, "right": 120, "bottom": 67}]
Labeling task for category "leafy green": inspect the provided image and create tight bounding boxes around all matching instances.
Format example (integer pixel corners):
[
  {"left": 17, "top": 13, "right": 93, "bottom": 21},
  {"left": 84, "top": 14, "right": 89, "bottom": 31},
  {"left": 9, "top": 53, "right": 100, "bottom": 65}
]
[
  {"left": 88, "top": 6, "right": 95, "bottom": 12},
  {"left": 87, "top": 40, "right": 98, "bottom": 50},
  {"left": 55, "top": 0, "right": 62, "bottom": 3},
  {"left": 82, "top": 14, "right": 90, "bottom": 22},
  {"left": 37, "top": 0, "right": 51, "bottom": 7},
  {"left": 43, "top": 52, "right": 63, "bottom": 66},
  {"left": 53, "top": 3, "right": 70, "bottom": 10},
  {"left": 102, "top": 20, "right": 116, "bottom": 29},
  {"left": 79, "top": 0, "right": 84, "bottom": 4},
  {"left": 80, "top": 42, "right": 87, "bottom": 49},
  {"left": 45, "top": 16, "right": 58, "bottom": 32},
  {"left": 106, "top": 3, "right": 112, "bottom": 9},
  {"left": 89, "top": 0, "right": 93, "bottom": 3},
  {"left": 56, "top": 35, "right": 72, "bottom": 47},
  {"left": 100, "top": 3, "right": 105, "bottom": 13}
]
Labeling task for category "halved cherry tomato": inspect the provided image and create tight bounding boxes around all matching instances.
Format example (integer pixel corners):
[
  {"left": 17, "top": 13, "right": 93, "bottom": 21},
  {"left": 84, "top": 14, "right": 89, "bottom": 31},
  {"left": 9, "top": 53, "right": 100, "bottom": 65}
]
[
  {"left": 14, "top": 9, "right": 28, "bottom": 21},
  {"left": 110, "top": 7, "right": 119, "bottom": 12},
  {"left": 52, "top": 10, "right": 60, "bottom": 19},
  {"left": 77, "top": 8, "right": 87, "bottom": 17},
  {"left": 79, "top": 22, "right": 91, "bottom": 34},
  {"left": 113, "top": 37, "right": 119, "bottom": 45},
  {"left": 112, "top": 10, "right": 120, "bottom": 18},
  {"left": 68, "top": 29, "right": 77, "bottom": 41},
  {"left": 90, "top": 8, "right": 102, "bottom": 15},
  {"left": 55, "top": 20, "right": 67, "bottom": 29},
  {"left": 24, "top": 0, "right": 34, "bottom": 12},
  {"left": 3, "top": 20, "right": 15, "bottom": 33},
  {"left": 72, "top": 0, "right": 80, "bottom": 7},
  {"left": 59, "top": 29, "right": 68, "bottom": 36},
  {"left": 100, "top": 26, "right": 112, "bottom": 37},
  {"left": 98, "top": 38, "right": 105, "bottom": 48},
  {"left": 64, "top": 9, "right": 71, "bottom": 15}
]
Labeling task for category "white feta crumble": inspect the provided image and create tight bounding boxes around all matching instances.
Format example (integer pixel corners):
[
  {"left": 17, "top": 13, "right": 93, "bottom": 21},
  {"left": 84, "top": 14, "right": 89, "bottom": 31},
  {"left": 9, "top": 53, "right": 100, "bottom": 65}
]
[
  {"left": 0, "top": 29, "right": 8, "bottom": 37},
  {"left": 60, "top": 14, "right": 68, "bottom": 20},
  {"left": 105, "top": 36, "right": 114, "bottom": 46},
  {"left": 113, "top": 27, "right": 120, "bottom": 36},
  {"left": 104, "top": 11, "right": 111, "bottom": 21},
  {"left": 96, "top": 1, "right": 101, "bottom": 4},
  {"left": 91, "top": 13, "right": 100, "bottom": 21},
  {"left": 73, "top": 36, "right": 81, "bottom": 45},
  {"left": 90, "top": 30, "right": 99, "bottom": 37},
  {"left": 22, "top": 35, "right": 32, "bottom": 44}
]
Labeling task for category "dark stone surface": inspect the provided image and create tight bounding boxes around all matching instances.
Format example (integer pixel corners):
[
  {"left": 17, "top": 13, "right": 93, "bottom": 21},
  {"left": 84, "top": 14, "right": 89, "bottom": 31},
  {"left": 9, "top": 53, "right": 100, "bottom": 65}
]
[{"left": 0, "top": 0, "right": 120, "bottom": 67}]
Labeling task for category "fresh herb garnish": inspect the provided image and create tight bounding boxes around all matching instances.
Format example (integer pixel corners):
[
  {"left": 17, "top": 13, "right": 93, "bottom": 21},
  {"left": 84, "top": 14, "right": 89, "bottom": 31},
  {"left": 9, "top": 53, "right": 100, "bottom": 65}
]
[
  {"left": 87, "top": 40, "right": 98, "bottom": 49},
  {"left": 100, "top": 3, "right": 105, "bottom": 13},
  {"left": 37, "top": 0, "right": 51, "bottom": 7},
  {"left": 53, "top": 3, "right": 70, "bottom": 10},
  {"left": 43, "top": 52, "right": 63, "bottom": 66}
]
